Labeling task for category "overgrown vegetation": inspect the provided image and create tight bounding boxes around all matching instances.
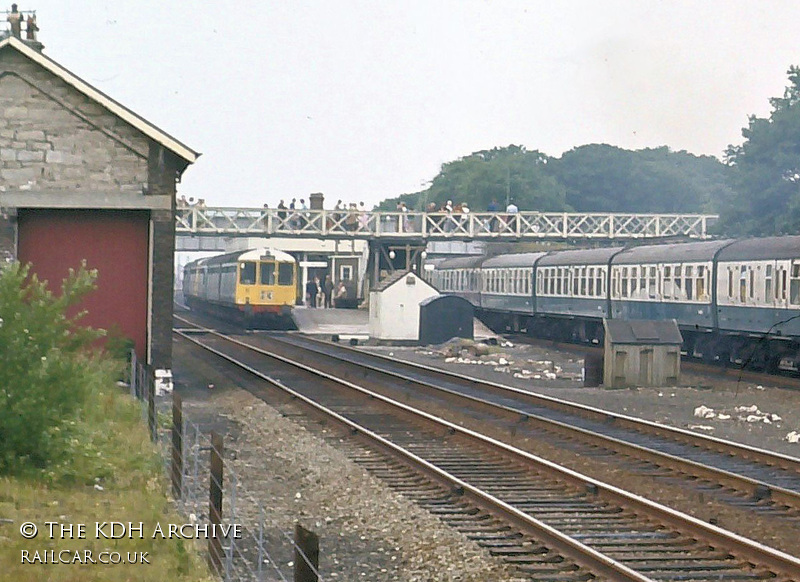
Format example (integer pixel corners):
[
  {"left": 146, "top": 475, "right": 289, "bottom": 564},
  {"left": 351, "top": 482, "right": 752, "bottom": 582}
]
[
  {"left": 0, "top": 261, "right": 109, "bottom": 474},
  {"left": 0, "top": 262, "right": 211, "bottom": 580}
]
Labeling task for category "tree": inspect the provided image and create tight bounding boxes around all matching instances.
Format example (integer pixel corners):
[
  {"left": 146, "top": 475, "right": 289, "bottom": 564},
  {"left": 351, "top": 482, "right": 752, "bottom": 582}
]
[
  {"left": 547, "top": 144, "right": 730, "bottom": 214},
  {"left": 720, "top": 65, "right": 800, "bottom": 235},
  {"left": 379, "top": 145, "right": 568, "bottom": 212}
]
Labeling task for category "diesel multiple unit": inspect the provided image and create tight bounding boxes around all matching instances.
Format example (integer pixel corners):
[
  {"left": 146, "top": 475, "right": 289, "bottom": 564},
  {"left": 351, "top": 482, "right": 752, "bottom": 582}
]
[
  {"left": 183, "top": 248, "right": 297, "bottom": 327},
  {"left": 428, "top": 236, "right": 800, "bottom": 372}
]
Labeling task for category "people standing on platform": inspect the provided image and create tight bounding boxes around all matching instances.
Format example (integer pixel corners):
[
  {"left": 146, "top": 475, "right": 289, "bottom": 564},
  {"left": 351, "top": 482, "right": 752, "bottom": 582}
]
[
  {"left": 277, "top": 200, "right": 287, "bottom": 228},
  {"left": 316, "top": 277, "right": 324, "bottom": 308},
  {"left": 323, "top": 275, "right": 334, "bottom": 308},
  {"left": 289, "top": 198, "right": 298, "bottom": 229},
  {"left": 299, "top": 198, "right": 308, "bottom": 229},
  {"left": 505, "top": 199, "right": 519, "bottom": 232},
  {"left": 487, "top": 198, "right": 499, "bottom": 232},
  {"left": 358, "top": 202, "right": 369, "bottom": 231},
  {"left": 305, "top": 277, "right": 318, "bottom": 308},
  {"left": 333, "top": 200, "right": 343, "bottom": 228},
  {"left": 345, "top": 203, "right": 358, "bottom": 231},
  {"left": 334, "top": 281, "right": 348, "bottom": 307},
  {"left": 443, "top": 200, "right": 454, "bottom": 232}
]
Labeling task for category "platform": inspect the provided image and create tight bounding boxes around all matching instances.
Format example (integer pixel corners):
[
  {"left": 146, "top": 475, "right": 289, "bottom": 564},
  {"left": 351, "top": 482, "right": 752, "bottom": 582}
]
[
  {"left": 291, "top": 305, "right": 495, "bottom": 341},
  {"left": 292, "top": 306, "right": 370, "bottom": 336}
]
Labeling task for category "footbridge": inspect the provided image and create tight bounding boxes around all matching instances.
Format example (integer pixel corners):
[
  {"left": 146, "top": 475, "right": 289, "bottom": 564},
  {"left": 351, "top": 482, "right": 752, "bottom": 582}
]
[{"left": 175, "top": 207, "right": 718, "bottom": 251}]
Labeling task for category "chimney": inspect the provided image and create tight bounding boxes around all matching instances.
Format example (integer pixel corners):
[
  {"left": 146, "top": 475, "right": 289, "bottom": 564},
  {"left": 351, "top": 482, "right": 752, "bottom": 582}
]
[{"left": 3, "top": 6, "right": 43, "bottom": 52}]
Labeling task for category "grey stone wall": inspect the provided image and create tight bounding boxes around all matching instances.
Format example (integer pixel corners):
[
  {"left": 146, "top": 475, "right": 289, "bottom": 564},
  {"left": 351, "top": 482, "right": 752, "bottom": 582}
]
[
  {"left": 148, "top": 144, "right": 180, "bottom": 370},
  {"left": 0, "top": 48, "right": 148, "bottom": 192},
  {"left": 0, "top": 211, "right": 14, "bottom": 262},
  {"left": 0, "top": 46, "right": 187, "bottom": 372}
]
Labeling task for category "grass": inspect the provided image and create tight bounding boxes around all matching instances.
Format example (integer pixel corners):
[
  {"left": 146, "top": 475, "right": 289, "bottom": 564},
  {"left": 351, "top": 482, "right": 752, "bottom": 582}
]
[{"left": 0, "top": 382, "right": 214, "bottom": 582}]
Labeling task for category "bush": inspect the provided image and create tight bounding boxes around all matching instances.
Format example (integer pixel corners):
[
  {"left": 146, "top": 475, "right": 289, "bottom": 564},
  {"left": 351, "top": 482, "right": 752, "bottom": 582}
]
[{"left": 0, "top": 261, "right": 112, "bottom": 474}]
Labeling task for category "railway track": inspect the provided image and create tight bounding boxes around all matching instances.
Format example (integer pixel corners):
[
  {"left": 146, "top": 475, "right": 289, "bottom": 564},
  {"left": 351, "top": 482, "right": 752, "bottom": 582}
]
[
  {"left": 214, "top": 329, "right": 800, "bottom": 525},
  {"left": 512, "top": 335, "right": 800, "bottom": 392},
  {"left": 173, "top": 317, "right": 800, "bottom": 581}
]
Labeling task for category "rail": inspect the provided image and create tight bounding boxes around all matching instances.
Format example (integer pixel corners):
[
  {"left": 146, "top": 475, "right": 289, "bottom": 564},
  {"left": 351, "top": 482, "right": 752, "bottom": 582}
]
[
  {"left": 175, "top": 206, "right": 718, "bottom": 240},
  {"left": 172, "top": 320, "right": 800, "bottom": 580}
]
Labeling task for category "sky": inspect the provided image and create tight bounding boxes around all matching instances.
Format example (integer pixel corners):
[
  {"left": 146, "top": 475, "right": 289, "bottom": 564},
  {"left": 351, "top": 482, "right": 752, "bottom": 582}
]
[{"left": 20, "top": 1, "right": 800, "bottom": 209}]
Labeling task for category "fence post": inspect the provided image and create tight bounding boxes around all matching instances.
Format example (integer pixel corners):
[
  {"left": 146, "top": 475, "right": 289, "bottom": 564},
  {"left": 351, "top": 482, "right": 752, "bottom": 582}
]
[
  {"left": 171, "top": 392, "right": 183, "bottom": 500},
  {"left": 294, "top": 524, "right": 319, "bottom": 582},
  {"left": 147, "top": 371, "right": 156, "bottom": 442},
  {"left": 129, "top": 349, "right": 137, "bottom": 398},
  {"left": 208, "top": 431, "right": 224, "bottom": 575}
]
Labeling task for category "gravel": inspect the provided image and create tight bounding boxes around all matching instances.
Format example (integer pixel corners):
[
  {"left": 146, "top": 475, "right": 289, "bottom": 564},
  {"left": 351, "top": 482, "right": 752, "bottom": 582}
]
[
  {"left": 173, "top": 341, "right": 523, "bottom": 582},
  {"left": 364, "top": 339, "right": 800, "bottom": 458}
]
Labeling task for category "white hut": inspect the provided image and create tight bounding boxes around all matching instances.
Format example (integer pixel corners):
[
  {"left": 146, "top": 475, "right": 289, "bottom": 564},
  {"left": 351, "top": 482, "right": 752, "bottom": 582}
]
[{"left": 369, "top": 270, "right": 439, "bottom": 342}]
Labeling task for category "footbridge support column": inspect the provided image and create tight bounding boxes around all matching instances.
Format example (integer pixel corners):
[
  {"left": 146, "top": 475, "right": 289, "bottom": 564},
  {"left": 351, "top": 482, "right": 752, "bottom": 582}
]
[{"left": 366, "top": 239, "right": 428, "bottom": 289}]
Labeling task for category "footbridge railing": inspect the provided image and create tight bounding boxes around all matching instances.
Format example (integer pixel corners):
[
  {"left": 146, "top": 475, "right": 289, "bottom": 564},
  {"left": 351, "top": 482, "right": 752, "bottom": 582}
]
[{"left": 175, "top": 207, "right": 718, "bottom": 240}]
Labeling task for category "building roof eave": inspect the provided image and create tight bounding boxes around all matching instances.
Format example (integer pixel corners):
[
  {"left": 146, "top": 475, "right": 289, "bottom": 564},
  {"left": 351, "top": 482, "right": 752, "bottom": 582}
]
[{"left": 0, "top": 36, "right": 200, "bottom": 165}]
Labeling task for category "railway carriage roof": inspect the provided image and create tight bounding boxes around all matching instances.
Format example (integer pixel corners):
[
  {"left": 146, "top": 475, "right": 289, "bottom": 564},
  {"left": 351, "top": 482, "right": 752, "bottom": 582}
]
[
  {"left": 612, "top": 239, "right": 734, "bottom": 264},
  {"left": 482, "top": 252, "right": 547, "bottom": 268},
  {"left": 187, "top": 248, "right": 296, "bottom": 268},
  {"left": 538, "top": 247, "right": 624, "bottom": 266},
  {"left": 716, "top": 236, "right": 800, "bottom": 261},
  {"left": 435, "top": 255, "right": 487, "bottom": 269}
]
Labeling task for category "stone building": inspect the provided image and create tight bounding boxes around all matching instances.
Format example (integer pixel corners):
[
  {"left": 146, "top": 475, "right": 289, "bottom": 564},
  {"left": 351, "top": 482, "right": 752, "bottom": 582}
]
[{"left": 0, "top": 35, "right": 198, "bottom": 372}]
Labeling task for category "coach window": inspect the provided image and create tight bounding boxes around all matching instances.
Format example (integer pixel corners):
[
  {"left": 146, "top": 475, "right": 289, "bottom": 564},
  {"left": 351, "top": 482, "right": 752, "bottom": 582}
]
[
  {"left": 278, "top": 263, "right": 294, "bottom": 286},
  {"left": 587, "top": 267, "right": 595, "bottom": 296},
  {"left": 555, "top": 267, "right": 562, "bottom": 295},
  {"left": 239, "top": 262, "right": 256, "bottom": 285},
  {"left": 597, "top": 268, "right": 605, "bottom": 297},
  {"left": 639, "top": 267, "right": 647, "bottom": 298},
  {"left": 791, "top": 264, "right": 800, "bottom": 305},
  {"left": 765, "top": 265, "right": 773, "bottom": 302},
  {"left": 727, "top": 267, "right": 734, "bottom": 299},
  {"left": 631, "top": 267, "right": 639, "bottom": 296},
  {"left": 739, "top": 266, "right": 747, "bottom": 303},
  {"left": 663, "top": 266, "right": 673, "bottom": 299},
  {"left": 696, "top": 265, "right": 707, "bottom": 301},
  {"left": 780, "top": 267, "right": 788, "bottom": 301},
  {"left": 648, "top": 266, "right": 657, "bottom": 299},
  {"left": 684, "top": 266, "right": 694, "bottom": 300},
  {"left": 621, "top": 267, "right": 629, "bottom": 297},
  {"left": 260, "top": 262, "right": 276, "bottom": 285},
  {"left": 547, "top": 268, "right": 554, "bottom": 295},
  {"left": 749, "top": 268, "right": 755, "bottom": 300}
]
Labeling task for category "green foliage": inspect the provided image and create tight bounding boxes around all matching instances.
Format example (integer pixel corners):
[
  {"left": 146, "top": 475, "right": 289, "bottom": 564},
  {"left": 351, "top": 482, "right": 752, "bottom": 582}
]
[
  {"left": 548, "top": 144, "right": 732, "bottom": 214},
  {"left": 0, "top": 261, "right": 110, "bottom": 474},
  {"left": 380, "top": 145, "right": 568, "bottom": 212},
  {"left": 719, "top": 65, "right": 800, "bottom": 235},
  {"left": 379, "top": 143, "right": 731, "bottom": 216}
]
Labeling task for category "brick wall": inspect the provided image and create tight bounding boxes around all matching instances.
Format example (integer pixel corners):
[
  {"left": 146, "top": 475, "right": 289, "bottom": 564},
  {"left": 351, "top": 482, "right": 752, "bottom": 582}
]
[{"left": 0, "top": 48, "right": 148, "bottom": 192}]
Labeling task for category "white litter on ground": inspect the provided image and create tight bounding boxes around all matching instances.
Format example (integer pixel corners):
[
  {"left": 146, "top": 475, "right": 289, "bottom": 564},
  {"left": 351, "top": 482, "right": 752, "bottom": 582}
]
[
  {"left": 688, "top": 424, "right": 715, "bottom": 431},
  {"left": 693, "top": 405, "right": 716, "bottom": 419},
  {"left": 785, "top": 431, "right": 800, "bottom": 443}
]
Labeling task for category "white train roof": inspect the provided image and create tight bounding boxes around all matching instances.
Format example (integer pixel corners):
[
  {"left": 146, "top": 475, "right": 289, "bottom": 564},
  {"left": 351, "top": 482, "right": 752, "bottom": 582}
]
[{"left": 187, "top": 248, "right": 296, "bottom": 268}]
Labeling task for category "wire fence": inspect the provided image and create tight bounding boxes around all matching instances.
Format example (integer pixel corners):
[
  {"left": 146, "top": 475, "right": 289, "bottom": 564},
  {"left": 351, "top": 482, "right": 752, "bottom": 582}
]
[{"left": 129, "top": 352, "right": 323, "bottom": 582}]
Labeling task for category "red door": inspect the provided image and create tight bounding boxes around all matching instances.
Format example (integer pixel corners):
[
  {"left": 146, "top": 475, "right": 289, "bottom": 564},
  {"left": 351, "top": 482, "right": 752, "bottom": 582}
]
[{"left": 17, "top": 209, "right": 149, "bottom": 360}]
